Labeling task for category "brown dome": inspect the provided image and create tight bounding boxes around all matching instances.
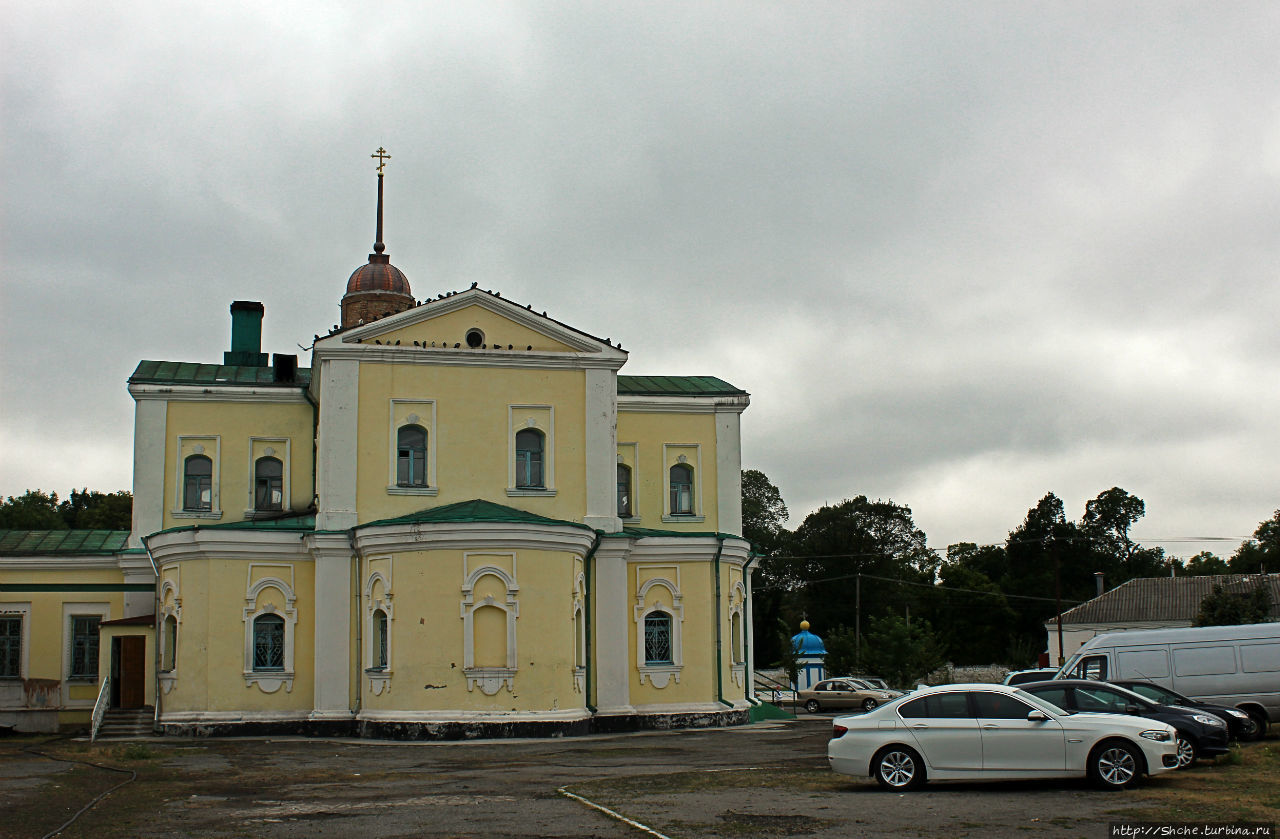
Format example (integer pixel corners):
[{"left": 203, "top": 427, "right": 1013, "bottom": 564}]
[{"left": 346, "top": 253, "right": 411, "bottom": 296}]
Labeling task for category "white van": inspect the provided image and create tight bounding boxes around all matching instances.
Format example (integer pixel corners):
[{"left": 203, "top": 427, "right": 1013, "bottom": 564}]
[{"left": 1056, "top": 623, "right": 1280, "bottom": 737}]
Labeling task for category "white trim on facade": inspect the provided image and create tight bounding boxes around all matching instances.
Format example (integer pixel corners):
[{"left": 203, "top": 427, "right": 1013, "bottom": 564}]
[
  {"left": 661, "top": 443, "right": 703, "bottom": 522},
  {"left": 130, "top": 398, "right": 167, "bottom": 546},
  {"left": 583, "top": 367, "right": 621, "bottom": 532},
  {"left": 507, "top": 405, "right": 555, "bottom": 494},
  {"left": 314, "top": 357, "right": 359, "bottom": 531},
  {"left": 128, "top": 384, "right": 310, "bottom": 404},
  {"left": 242, "top": 565, "right": 297, "bottom": 693},
  {"left": 244, "top": 437, "right": 291, "bottom": 516},
  {"left": 363, "top": 557, "right": 394, "bottom": 696},
  {"left": 715, "top": 409, "right": 743, "bottom": 535},
  {"left": 171, "top": 435, "right": 221, "bottom": 519},
  {"left": 634, "top": 572, "right": 684, "bottom": 689},
  {"left": 460, "top": 557, "right": 519, "bottom": 695}
]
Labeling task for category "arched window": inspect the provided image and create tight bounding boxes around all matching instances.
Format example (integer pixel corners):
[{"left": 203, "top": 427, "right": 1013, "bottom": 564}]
[
  {"left": 162, "top": 615, "right": 178, "bottom": 671},
  {"left": 183, "top": 455, "right": 213, "bottom": 511},
  {"left": 515, "top": 429, "right": 544, "bottom": 489},
  {"left": 254, "top": 456, "right": 283, "bottom": 511},
  {"left": 252, "top": 614, "right": 285, "bottom": 671},
  {"left": 397, "top": 425, "right": 428, "bottom": 487},
  {"left": 644, "top": 612, "right": 673, "bottom": 665},
  {"left": 731, "top": 612, "right": 743, "bottom": 664},
  {"left": 617, "top": 463, "right": 632, "bottom": 518},
  {"left": 371, "top": 609, "right": 388, "bottom": 670},
  {"left": 669, "top": 463, "right": 694, "bottom": 515}
]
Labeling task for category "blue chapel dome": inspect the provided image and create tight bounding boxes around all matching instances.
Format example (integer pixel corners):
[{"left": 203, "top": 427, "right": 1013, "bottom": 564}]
[{"left": 790, "top": 620, "right": 826, "bottom": 656}]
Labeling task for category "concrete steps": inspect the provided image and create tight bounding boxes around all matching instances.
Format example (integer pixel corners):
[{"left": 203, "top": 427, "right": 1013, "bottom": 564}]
[{"left": 96, "top": 706, "right": 154, "bottom": 739}]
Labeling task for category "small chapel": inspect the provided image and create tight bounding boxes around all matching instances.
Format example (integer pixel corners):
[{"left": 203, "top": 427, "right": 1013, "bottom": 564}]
[{"left": 0, "top": 151, "right": 758, "bottom": 737}]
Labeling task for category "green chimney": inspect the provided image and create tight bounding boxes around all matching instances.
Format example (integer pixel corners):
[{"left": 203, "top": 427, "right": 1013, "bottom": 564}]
[{"left": 224, "top": 301, "right": 269, "bottom": 367}]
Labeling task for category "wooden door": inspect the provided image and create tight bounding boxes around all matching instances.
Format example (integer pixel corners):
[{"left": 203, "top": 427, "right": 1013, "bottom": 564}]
[{"left": 119, "top": 636, "right": 146, "bottom": 709}]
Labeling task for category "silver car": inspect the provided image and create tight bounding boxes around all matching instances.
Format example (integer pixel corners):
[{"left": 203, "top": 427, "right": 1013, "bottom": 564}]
[{"left": 827, "top": 683, "right": 1179, "bottom": 790}]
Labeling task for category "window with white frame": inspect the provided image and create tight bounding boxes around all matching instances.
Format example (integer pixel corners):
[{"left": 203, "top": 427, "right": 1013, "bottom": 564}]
[
  {"left": 515, "top": 429, "right": 544, "bottom": 489},
  {"left": 669, "top": 463, "right": 694, "bottom": 515},
  {"left": 161, "top": 614, "right": 178, "bottom": 672},
  {"left": 254, "top": 456, "right": 283, "bottom": 511},
  {"left": 396, "top": 425, "right": 428, "bottom": 487},
  {"left": 0, "top": 617, "right": 20, "bottom": 678},
  {"left": 617, "top": 463, "right": 632, "bottom": 518},
  {"left": 252, "top": 614, "right": 285, "bottom": 670},
  {"left": 644, "top": 612, "right": 673, "bottom": 665},
  {"left": 68, "top": 616, "right": 100, "bottom": 679},
  {"left": 371, "top": 609, "right": 389, "bottom": 670},
  {"left": 183, "top": 455, "right": 213, "bottom": 511}
]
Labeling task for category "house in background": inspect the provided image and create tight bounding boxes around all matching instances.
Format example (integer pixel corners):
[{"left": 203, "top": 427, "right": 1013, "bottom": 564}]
[
  {"left": 1046, "top": 573, "right": 1280, "bottom": 664},
  {"left": 1, "top": 158, "right": 756, "bottom": 736}
]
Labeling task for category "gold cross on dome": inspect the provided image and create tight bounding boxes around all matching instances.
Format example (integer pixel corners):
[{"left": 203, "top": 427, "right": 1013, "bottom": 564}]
[{"left": 371, "top": 147, "right": 391, "bottom": 173}]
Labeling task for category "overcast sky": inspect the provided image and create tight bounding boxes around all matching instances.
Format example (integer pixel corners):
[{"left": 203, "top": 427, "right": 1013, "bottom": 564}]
[{"left": 4, "top": 1, "right": 1279, "bottom": 558}]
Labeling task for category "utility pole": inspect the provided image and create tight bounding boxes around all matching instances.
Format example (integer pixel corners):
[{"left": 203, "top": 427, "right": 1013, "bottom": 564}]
[
  {"left": 1054, "top": 540, "right": 1065, "bottom": 666},
  {"left": 855, "top": 573, "right": 862, "bottom": 668}
]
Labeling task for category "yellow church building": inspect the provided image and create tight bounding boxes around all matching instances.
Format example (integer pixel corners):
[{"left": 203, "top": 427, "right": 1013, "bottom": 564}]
[{"left": 0, "top": 159, "right": 757, "bottom": 737}]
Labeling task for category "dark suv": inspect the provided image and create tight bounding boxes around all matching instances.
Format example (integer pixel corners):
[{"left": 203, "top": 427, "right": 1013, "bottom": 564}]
[{"left": 1020, "top": 679, "right": 1230, "bottom": 770}]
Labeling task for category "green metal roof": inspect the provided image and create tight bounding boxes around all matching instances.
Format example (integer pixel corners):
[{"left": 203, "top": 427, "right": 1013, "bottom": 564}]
[
  {"left": 130, "top": 360, "right": 312, "bottom": 387},
  {"left": 616, "top": 375, "right": 746, "bottom": 397},
  {"left": 362, "top": 499, "right": 594, "bottom": 531},
  {"left": 0, "top": 530, "right": 130, "bottom": 555},
  {"left": 151, "top": 513, "right": 317, "bottom": 538}
]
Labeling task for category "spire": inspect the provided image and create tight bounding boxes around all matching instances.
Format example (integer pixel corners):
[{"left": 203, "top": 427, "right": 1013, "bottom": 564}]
[{"left": 371, "top": 146, "right": 390, "bottom": 259}]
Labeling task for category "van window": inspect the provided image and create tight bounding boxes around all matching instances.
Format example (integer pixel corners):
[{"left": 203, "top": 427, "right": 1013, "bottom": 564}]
[
  {"left": 1076, "top": 655, "right": 1108, "bottom": 680},
  {"left": 1173, "top": 645, "right": 1237, "bottom": 677},
  {"left": 1117, "top": 649, "right": 1169, "bottom": 679},
  {"left": 1241, "top": 643, "right": 1280, "bottom": 674}
]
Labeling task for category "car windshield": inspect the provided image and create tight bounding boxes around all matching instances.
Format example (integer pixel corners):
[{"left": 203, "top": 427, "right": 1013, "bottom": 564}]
[{"left": 1125, "top": 683, "right": 1181, "bottom": 704}]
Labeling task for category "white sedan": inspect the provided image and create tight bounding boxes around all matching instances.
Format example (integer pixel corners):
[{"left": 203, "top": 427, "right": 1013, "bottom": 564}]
[{"left": 827, "top": 683, "right": 1179, "bottom": 791}]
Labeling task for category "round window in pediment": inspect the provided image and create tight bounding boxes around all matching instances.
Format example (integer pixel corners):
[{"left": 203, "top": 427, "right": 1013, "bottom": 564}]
[{"left": 465, "top": 328, "right": 484, "bottom": 348}]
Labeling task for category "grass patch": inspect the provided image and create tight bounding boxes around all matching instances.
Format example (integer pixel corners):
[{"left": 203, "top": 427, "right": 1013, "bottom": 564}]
[
  {"left": 119, "top": 744, "right": 154, "bottom": 761},
  {"left": 1123, "top": 739, "right": 1280, "bottom": 822}
]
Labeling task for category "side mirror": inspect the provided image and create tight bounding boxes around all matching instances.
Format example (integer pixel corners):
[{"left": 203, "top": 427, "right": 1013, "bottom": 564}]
[
  {"left": 1027, "top": 710, "right": 1049, "bottom": 722},
  {"left": 1124, "top": 704, "right": 1142, "bottom": 714}
]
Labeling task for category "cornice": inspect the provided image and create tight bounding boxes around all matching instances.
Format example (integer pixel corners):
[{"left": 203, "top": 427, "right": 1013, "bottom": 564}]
[
  {"left": 129, "top": 384, "right": 310, "bottom": 404},
  {"left": 146, "top": 528, "right": 314, "bottom": 564},
  {"left": 311, "top": 344, "right": 626, "bottom": 372},
  {"left": 618, "top": 395, "right": 750, "bottom": 414},
  {"left": 0, "top": 557, "right": 120, "bottom": 571},
  {"left": 352, "top": 521, "right": 597, "bottom": 555}
]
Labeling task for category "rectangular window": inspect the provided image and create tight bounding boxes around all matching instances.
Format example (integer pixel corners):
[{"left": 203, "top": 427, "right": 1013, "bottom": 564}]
[
  {"left": 69, "top": 616, "right": 100, "bottom": 679},
  {"left": 0, "top": 617, "right": 20, "bottom": 678}
]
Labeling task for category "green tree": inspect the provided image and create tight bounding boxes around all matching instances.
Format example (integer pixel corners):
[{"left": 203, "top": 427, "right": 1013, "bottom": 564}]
[
  {"left": 1230, "top": 510, "right": 1280, "bottom": 575},
  {"left": 860, "top": 615, "right": 944, "bottom": 688},
  {"left": 932, "top": 560, "right": 1017, "bottom": 666},
  {"left": 821, "top": 625, "right": 858, "bottom": 677},
  {"left": 1180, "top": 551, "right": 1229, "bottom": 576},
  {"left": 1194, "top": 583, "right": 1273, "bottom": 626},
  {"left": 59, "top": 489, "right": 132, "bottom": 530},
  {"left": 0, "top": 490, "right": 65, "bottom": 529},
  {"left": 1081, "top": 487, "right": 1166, "bottom": 580},
  {"left": 742, "top": 470, "right": 794, "bottom": 666},
  {"left": 788, "top": 496, "right": 938, "bottom": 649}
]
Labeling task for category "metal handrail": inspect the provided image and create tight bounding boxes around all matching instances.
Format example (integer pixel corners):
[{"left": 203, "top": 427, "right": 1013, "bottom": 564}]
[
  {"left": 90, "top": 675, "right": 110, "bottom": 742},
  {"left": 753, "top": 670, "right": 798, "bottom": 706}
]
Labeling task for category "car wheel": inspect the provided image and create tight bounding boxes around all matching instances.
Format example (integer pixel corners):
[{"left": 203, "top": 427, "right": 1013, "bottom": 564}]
[
  {"left": 873, "top": 746, "right": 926, "bottom": 791},
  {"left": 1242, "top": 710, "right": 1267, "bottom": 741},
  {"left": 1088, "top": 740, "right": 1142, "bottom": 790},
  {"left": 1174, "top": 734, "right": 1198, "bottom": 769},
  {"left": 862, "top": 698, "right": 878, "bottom": 712},
  {"left": 805, "top": 699, "right": 821, "bottom": 714}
]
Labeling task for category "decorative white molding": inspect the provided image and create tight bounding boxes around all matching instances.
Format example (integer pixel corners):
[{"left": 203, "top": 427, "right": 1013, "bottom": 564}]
[
  {"left": 158, "top": 574, "right": 182, "bottom": 691},
  {"left": 662, "top": 443, "right": 702, "bottom": 520},
  {"left": 0, "top": 603, "right": 31, "bottom": 682},
  {"left": 242, "top": 566, "right": 297, "bottom": 693},
  {"left": 634, "top": 574, "right": 683, "bottom": 688},
  {"left": 246, "top": 437, "right": 291, "bottom": 515},
  {"left": 173, "top": 434, "right": 221, "bottom": 518},
  {"left": 507, "top": 405, "right": 555, "bottom": 492},
  {"left": 130, "top": 398, "right": 166, "bottom": 547},
  {"left": 617, "top": 395, "right": 750, "bottom": 414},
  {"left": 128, "top": 384, "right": 310, "bottom": 404},
  {"left": 351, "top": 522, "right": 596, "bottom": 556},
  {"left": 715, "top": 409, "right": 743, "bottom": 536},
  {"left": 364, "top": 558, "right": 393, "bottom": 697},
  {"left": 315, "top": 358, "right": 359, "bottom": 531},
  {"left": 460, "top": 560, "right": 519, "bottom": 694},
  {"left": 387, "top": 399, "right": 437, "bottom": 493}
]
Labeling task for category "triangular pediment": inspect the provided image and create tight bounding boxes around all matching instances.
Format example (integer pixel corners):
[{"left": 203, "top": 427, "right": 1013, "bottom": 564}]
[{"left": 324, "top": 288, "right": 624, "bottom": 357}]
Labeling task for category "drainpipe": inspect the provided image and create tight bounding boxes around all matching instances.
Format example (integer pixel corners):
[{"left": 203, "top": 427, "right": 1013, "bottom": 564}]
[
  {"left": 348, "top": 528, "right": 362, "bottom": 720},
  {"left": 583, "top": 530, "right": 603, "bottom": 713},
  {"left": 142, "top": 537, "right": 161, "bottom": 730},
  {"left": 302, "top": 385, "right": 319, "bottom": 507},
  {"left": 743, "top": 551, "right": 760, "bottom": 704},
  {"left": 712, "top": 535, "right": 732, "bottom": 708}
]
